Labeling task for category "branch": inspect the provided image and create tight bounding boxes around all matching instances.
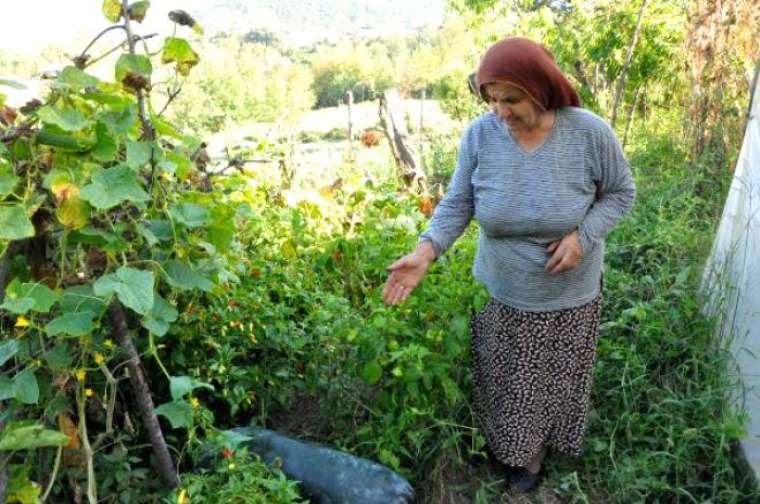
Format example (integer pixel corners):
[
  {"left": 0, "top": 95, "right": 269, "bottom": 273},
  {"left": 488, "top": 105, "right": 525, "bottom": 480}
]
[
  {"left": 76, "top": 25, "right": 127, "bottom": 67},
  {"left": 156, "top": 86, "right": 182, "bottom": 118},
  {"left": 611, "top": 0, "right": 649, "bottom": 127},
  {"left": 83, "top": 33, "right": 157, "bottom": 70},
  {"left": 121, "top": 0, "right": 154, "bottom": 141},
  {"left": 108, "top": 301, "right": 179, "bottom": 489}
]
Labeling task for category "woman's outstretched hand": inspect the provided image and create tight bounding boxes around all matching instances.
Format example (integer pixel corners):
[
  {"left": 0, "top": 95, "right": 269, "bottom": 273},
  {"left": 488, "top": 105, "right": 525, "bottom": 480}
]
[
  {"left": 382, "top": 241, "right": 436, "bottom": 305},
  {"left": 545, "top": 229, "right": 583, "bottom": 275}
]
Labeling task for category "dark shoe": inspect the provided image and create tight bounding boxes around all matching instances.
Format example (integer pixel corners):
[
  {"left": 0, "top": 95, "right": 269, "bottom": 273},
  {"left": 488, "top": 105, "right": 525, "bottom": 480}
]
[{"left": 509, "top": 467, "right": 543, "bottom": 493}]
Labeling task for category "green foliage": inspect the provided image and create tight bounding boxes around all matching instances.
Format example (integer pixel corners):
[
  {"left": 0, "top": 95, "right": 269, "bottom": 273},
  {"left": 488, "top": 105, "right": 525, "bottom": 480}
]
[
  {"left": 167, "top": 37, "right": 314, "bottom": 135},
  {"left": 169, "top": 450, "right": 305, "bottom": 503}
]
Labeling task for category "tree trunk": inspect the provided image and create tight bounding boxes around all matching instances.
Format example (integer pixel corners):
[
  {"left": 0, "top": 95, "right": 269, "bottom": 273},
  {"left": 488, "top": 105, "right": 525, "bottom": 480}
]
[
  {"left": 378, "top": 89, "right": 428, "bottom": 192},
  {"left": 108, "top": 301, "right": 179, "bottom": 489},
  {"left": 611, "top": 0, "right": 649, "bottom": 128},
  {"left": 623, "top": 85, "right": 641, "bottom": 148}
]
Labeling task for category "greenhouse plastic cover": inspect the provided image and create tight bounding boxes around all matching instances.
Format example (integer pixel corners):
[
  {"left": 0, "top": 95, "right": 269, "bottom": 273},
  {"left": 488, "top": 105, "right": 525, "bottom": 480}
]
[{"left": 703, "top": 69, "right": 760, "bottom": 476}]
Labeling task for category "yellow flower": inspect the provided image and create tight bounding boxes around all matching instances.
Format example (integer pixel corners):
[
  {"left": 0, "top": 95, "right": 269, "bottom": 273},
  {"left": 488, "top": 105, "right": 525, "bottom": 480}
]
[
  {"left": 75, "top": 369, "right": 86, "bottom": 382},
  {"left": 15, "top": 316, "right": 30, "bottom": 328},
  {"left": 103, "top": 339, "right": 114, "bottom": 349},
  {"left": 177, "top": 489, "right": 190, "bottom": 504},
  {"left": 85, "top": 388, "right": 94, "bottom": 397},
  {"left": 94, "top": 353, "right": 105, "bottom": 365},
  {"left": 227, "top": 462, "right": 236, "bottom": 470},
  {"left": 190, "top": 397, "right": 200, "bottom": 409}
]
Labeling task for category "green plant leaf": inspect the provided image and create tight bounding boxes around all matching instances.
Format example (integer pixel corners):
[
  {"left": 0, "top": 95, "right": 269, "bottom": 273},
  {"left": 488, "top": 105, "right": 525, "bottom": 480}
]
[
  {"left": 102, "top": 0, "right": 123, "bottom": 22},
  {"left": 0, "top": 281, "right": 59, "bottom": 314},
  {"left": 144, "top": 220, "right": 173, "bottom": 241},
  {"left": 361, "top": 360, "right": 383, "bottom": 384},
  {"left": 45, "top": 311, "right": 96, "bottom": 337},
  {"left": 99, "top": 104, "right": 137, "bottom": 134},
  {"left": 13, "top": 370, "right": 39, "bottom": 405},
  {"left": 169, "top": 375, "right": 213, "bottom": 401},
  {"left": 141, "top": 294, "right": 178, "bottom": 336},
  {"left": 0, "top": 376, "right": 13, "bottom": 401},
  {"left": 36, "top": 105, "right": 90, "bottom": 132},
  {"left": 126, "top": 140, "right": 154, "bottom": 169},
  {"left": 216, "top": 430, "right": 253, "bottom": 451},
  {"left": 57, "top": 195, "right": 90, "bottom": 230},
  {"left": 161, "top": 37, "right": 199, "bottom": 76},
  {"left": 128, "top": 0, "right": 150, "bottom": 22},
  {"left": 70, "top": 227, "right": 128, "bottom": 254},
  {"left": 0, "top": 173, "right": 19, "bottom": 198},
  {"left": 163, "top": 151, "right": 193, "bottom": 179},
  {"left": 141, "top": 318, "right": 169, "bottom": 337},
  {"left": 163, "top": 260, "right": 214, "bottom": 291},
  {"left": 207, "top": 206, "right": 235, "bottom": 250},
  {"left": 54, "top": 66, "right": 99, "bottom": 92},
  {"left": 91, "top": 122, "right": 118, "bottom": 162},
  {"left": 59, "top": 285, "right": 107, "bottom": 316},
  {"left": 0, "top": 205, "right": 35, "bottom": 240},
  {"left": 0, "top": 421, "right": 70, "bottom": 450},
  {"left": 171, "top": 203, "right": 209, "bottom": 228},
  {"left": 94, "top": 266, "right": 155, "bottom": 315},
  {"left": 155, "top": 401, "right": 193, "bottom": 429},
  {"left": 0, "top": 339, "right": 20, "bottom": 367},
  {"left": 79, "top": 165, "right": 149, "bottom": 209},
  {"left": 43, "top": 344, "right": 73, "bottom": 371},
  {"left": 115, "top": 54, "right": 152, "bottom": 86}
]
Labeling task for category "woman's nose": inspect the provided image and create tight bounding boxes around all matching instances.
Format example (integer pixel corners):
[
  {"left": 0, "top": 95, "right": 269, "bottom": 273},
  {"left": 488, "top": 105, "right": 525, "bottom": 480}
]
[{"left": 498, "top": 104, "right": 512, "bottom": 118}]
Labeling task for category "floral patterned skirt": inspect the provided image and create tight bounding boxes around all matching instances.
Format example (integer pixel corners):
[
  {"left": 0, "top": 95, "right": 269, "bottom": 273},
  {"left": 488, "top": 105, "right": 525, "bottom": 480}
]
[{"left": 470, "top": 295, "right": 603, "bottom": 466}]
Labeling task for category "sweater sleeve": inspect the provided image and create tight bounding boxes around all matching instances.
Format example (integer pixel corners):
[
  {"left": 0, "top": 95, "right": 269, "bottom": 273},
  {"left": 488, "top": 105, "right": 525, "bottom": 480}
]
[
  {"left": 419, "top": 124, "right": 477, "bottom": 257},
  {"left": 577, "top": 123, "right": 636, "bottom": 254}
]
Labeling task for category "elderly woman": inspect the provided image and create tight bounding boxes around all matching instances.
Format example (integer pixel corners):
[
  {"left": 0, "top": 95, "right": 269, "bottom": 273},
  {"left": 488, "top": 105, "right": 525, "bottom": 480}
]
[{"left": 382, "top": 37, "right": 635, "bottom": 493}]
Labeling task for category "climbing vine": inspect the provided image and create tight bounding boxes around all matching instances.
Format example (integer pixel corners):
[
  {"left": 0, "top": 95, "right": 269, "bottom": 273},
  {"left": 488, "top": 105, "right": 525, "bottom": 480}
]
[{"left": 0, "top": 2, "right": 245, "bottom": 501}]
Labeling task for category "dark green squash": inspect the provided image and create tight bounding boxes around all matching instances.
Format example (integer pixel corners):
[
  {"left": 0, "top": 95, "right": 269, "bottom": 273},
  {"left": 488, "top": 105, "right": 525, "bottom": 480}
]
[{"left": 229, "top": 427, "right": 415, "bottom": 504}]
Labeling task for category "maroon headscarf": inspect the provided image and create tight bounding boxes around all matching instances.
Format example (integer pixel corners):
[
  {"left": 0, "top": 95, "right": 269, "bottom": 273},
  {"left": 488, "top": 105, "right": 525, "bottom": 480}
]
[{"left": 475, "top": 37, "right": 580, "bottom": 110}]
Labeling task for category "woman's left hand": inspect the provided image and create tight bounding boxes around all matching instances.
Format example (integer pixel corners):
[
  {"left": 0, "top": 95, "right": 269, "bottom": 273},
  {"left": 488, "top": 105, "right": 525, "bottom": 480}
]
[{"left": 545, "top": 229, "right": 583, "bottom": 275}]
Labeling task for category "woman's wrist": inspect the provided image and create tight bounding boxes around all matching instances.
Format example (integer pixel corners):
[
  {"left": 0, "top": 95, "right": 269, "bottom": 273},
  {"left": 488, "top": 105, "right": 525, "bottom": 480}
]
[{"left": 415, "top": 240, "right": 437, "bottom": 264}]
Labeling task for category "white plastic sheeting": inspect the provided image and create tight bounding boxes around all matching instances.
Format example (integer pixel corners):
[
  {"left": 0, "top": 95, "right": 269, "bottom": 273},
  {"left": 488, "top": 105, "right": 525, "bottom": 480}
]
[{"left": 702, "top": 68, "right": 760, "bottom": 474}]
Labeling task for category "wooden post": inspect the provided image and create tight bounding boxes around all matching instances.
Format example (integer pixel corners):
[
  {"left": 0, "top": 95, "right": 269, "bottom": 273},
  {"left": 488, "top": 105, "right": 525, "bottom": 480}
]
[
  {"left": 419, "top": 89, "right": 425, "bottom": 171},
  {"left": 378, "top": 88, "right": 428, "bottom": 192},
  {"left": 344, "top": 90, "right": 354, "bottom": 156}
]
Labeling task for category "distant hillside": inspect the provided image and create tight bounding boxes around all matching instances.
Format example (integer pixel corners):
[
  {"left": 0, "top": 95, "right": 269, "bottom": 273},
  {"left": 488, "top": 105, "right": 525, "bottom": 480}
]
[{"left": 194, "top": 0, "right": 446, "bottom": 45}]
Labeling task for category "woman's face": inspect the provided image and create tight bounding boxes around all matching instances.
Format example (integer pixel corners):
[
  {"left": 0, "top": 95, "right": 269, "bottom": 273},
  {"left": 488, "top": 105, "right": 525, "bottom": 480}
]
[{"left": 485, "top": 82, "right": 543, "bottom": 132}]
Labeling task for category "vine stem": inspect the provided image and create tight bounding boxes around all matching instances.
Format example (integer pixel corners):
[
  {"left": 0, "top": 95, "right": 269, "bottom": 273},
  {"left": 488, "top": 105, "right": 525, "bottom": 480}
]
[
  {"left": 40, "top": 446, "right": 63, "bottom": 502},
  {"left": 78, "top": 386, "right": 97, "bottom": 504}
]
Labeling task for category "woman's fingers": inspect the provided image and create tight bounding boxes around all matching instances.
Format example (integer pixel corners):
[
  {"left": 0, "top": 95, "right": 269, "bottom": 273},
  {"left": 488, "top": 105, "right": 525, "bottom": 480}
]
[
  {"left": 387, "top": 282, "right": 408, "bottom": 305},
  {"left": 546, "top": 240, "right": 560, "bottom": 253},
  {"left": 386, "top": 255, "right": 411, "bottom": 272}
]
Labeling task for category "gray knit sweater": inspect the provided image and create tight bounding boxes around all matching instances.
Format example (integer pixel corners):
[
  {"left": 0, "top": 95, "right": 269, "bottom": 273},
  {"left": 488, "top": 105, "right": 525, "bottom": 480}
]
[{"left": 420, "top": 107, "right": 635, "bottom": 311}]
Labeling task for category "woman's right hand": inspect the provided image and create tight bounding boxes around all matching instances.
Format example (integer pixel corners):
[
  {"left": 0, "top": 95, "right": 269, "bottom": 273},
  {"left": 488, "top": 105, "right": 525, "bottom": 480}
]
[{"left": 382, "top": 241, "right": 436, "bottom": 305}]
